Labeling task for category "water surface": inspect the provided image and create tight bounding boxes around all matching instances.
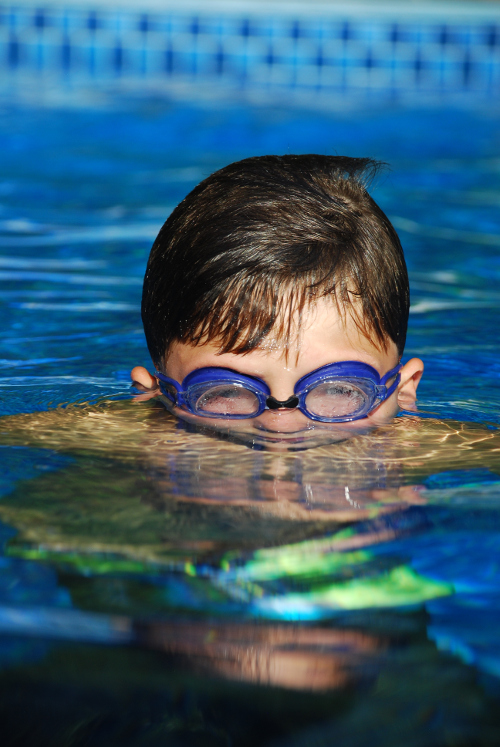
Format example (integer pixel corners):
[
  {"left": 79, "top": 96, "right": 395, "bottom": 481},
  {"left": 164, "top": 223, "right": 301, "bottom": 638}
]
[{"left": 1, "top": 99, "right": 500, "bottom": 745}]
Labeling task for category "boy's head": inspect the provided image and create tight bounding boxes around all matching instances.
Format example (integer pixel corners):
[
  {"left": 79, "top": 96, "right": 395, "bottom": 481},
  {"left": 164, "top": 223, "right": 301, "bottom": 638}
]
[
  {"left": 134, "top": 154, "right": 423, "bottom": 447},
  {"left": 142, "top": 155, "right": 408, "bottom": 368}
]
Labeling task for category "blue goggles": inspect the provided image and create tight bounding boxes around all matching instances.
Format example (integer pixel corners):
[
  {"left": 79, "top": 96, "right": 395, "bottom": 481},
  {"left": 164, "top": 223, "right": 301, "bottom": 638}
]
[{"left": 156, "top": 360, "right": 402, "bottom": 423}]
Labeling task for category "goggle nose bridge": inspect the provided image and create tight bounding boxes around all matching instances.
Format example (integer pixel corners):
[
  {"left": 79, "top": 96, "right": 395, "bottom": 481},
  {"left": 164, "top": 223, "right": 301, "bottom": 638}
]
[{"left": 266, "top": 394, "right": 300, "bottom": 410}]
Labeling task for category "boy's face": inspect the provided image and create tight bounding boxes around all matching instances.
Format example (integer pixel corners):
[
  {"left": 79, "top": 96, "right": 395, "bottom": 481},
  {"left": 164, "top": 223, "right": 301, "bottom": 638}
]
[{"left": 133, "top": 297, "right": 423, "bottom": 449}]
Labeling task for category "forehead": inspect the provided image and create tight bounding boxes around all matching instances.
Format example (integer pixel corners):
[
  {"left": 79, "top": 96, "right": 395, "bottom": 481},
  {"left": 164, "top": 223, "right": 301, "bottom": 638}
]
[
  {"left": 266, "top": 297, "right": 394, "bottom": 361},
  {"left": 166, "top": 297, "right": 398, "bottom": 378}
]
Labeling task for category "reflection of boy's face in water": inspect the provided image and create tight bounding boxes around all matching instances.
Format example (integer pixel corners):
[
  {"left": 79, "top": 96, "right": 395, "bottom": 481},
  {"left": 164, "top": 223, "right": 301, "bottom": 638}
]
[{"left": 132, "top": 297, "right": 424, "bottom": 450}]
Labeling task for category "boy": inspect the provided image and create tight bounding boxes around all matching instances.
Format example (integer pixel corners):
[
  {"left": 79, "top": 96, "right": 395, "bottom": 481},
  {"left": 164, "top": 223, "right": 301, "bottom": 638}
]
[{"left": 132, "top": 154, "right": 423, "bottom": 447}]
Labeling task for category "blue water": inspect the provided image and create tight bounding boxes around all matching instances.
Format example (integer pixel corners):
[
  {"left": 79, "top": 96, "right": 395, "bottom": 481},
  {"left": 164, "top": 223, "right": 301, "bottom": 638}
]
[
  {"left": 2, "top": 103, "right": 500, "bottom": 418},
  {"left": 1, "top": 99, "right": 500, "bottom": 745}
]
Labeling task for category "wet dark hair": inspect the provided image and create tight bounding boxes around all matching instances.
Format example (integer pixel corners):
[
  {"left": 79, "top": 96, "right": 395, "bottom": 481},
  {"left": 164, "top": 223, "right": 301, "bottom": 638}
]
[{"left": 142, "top": 154, "right": 409, "bottom": 369}]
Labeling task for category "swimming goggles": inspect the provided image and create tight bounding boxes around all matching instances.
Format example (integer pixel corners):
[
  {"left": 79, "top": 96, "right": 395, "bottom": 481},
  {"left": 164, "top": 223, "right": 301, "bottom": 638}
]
[{"left": 155, "top": 360, "right": 402, "bottom": 423}]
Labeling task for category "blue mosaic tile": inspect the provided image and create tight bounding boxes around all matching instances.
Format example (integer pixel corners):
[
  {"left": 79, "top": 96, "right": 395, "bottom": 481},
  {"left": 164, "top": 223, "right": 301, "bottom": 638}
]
[
  {"left": 389, "top": 24, "right": 402, "bottom": 44},
  {"left": 364, "top": 51, "right": 376, "bottom": 70},
  {"left": 340, "top": 22, "right": 352, "bottom": 42},
  {"left": 164, "top": 46, "right": 174, "bottom": 75},
  {"left": 314, "top": 48, "right": 324, "bottom": 68},
  {"left": 413, "top": 52, "right": 425, "bottom": 75},
  {"left": 239, "top": 19, "right": 251, "bottom": 38},
  {"left": 86, "top": 11, "right": 99, "bottom": 32},
  {"left": 462, "top": 53, "right": 473, "bottom": 85},
  {"left": 113, "top": 44, "right": 122, "bottom": 73},
  {"left": 7, "top": 8, "right": 17, "bottom": 30},
  {"left": 215, "top": 44, "right": 225, "bottom": 75},
  {"left": 33, "top": 9, "right": 46, "bottom": 29},
  {"left": 137, "top": 13, "right": 149, "bottom": 34},
  {"left": 290, "top": 21, "right": 304, "bottom": 40},
  {"left": 7, "top": 35, "right": 19, "bottom": 68},
  {"left": 61, "top": 36, "right": 70, "bottom": 70},
  {"left": 265, "top": 46, "right": 277, "bottom": 67},
  {"left": 438, "top": 25, "right": 454, "bottom": 46},
  {"left": 484, "top": 25, "right": 500, "bottom": 47},
  {"left": 189, "top": 17, "right": 200, "bottom": 36}
]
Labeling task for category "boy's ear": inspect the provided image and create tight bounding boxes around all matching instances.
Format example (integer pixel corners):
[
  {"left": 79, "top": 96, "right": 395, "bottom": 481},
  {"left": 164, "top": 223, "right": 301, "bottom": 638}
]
[
  {"left": 397, "top": 358, "right": 424, "bottom": 411},
  {"left": 130, "top": 366, "right": 158, "bottom": 392}
]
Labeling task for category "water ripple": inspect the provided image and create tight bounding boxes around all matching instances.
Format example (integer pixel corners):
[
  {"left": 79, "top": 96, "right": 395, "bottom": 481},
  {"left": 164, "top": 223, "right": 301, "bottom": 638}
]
[
  {"left": 0, "top": 223, "right": 161, "bottom": 246},
  {"left": 12, "top": 302, "right": 136, "bottom": 312},
  {"left": 0, "top": 357, "right": 81, "bottom": 368},
  {"left": 392, "top": 216, "right": 500, "bottom": 246},
  {"left": 0, "top": 376, "right": 124, "bottom": 386},
  {"left": 0, "top": 271, "right": 140, "bottom": 286},
  {"left": 0, "top": 256, "right": 108, "bottom": 270},
  {"left": 410, "top": 299, "right": 500, "bottom": 314}
]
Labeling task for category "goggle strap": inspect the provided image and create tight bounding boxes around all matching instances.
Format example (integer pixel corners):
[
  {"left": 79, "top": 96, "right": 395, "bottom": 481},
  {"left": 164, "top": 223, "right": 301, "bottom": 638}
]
[
  {"left": 156, "top": 371, "right": 181, "bottom": 405},
  {"left": 382, "top": 371, "right": 401, "bottom": 401},
  {"left": 380, "top": 363, "right": 403, "bottom": 386}
]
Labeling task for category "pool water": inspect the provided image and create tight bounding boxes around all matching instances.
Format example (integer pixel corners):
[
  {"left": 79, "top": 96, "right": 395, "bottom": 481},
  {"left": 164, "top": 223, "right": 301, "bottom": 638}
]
[{"left": 1, "top": 99, "right": 500, "bottom": 745}]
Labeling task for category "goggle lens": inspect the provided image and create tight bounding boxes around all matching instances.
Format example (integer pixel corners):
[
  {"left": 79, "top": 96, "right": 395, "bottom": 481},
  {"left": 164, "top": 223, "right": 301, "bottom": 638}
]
[
  {"left": 194, "top": 384, "right": 261, "bottom": 416},
  {"left": 304, "top": 380, "right": 368, "bottom": 419}
]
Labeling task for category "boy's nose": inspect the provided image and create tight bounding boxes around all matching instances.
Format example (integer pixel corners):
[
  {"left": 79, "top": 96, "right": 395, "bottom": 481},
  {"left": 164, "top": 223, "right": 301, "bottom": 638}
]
[{"left": 255, "top": 404, "right": 311, "bottom": 433}]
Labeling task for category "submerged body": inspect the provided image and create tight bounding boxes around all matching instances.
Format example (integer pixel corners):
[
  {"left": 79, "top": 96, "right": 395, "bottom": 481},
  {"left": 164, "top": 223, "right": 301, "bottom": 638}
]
[
  {"left": 1, "top": 396, "right": 499, "bottom": 694},
  {"left": 1, "top": 398, "right": 498, "bottom": 561}
]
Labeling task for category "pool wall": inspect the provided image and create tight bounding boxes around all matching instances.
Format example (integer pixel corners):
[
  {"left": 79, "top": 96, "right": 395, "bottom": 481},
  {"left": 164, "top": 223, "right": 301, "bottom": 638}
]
[{"left": 2, "top": 0, "right": 500, "bottom": 103}]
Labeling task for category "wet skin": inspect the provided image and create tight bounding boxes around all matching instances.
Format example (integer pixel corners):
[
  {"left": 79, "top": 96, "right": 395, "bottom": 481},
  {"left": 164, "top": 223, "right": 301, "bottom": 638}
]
[{"left": 132, "top": 298, "right": 424, "bottom": 449}]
